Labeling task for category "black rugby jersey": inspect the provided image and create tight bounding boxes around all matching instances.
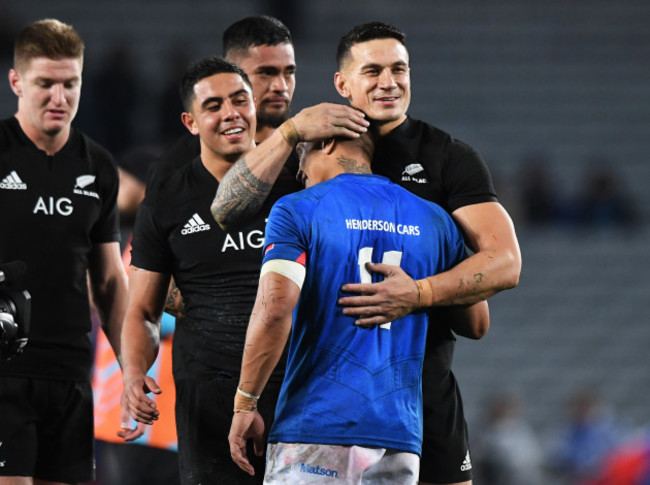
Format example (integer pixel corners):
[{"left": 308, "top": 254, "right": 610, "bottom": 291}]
[
  {"left": 373, "top": 116, "right": 498, "bottom": 370},
  {"left": 131, "top": 156, "right": 300, "bottom": 381},
  {"left": 0, "top": 117, "right": 120, "bottom": 380},
  {"left": 373, "top": 116, "right": 497, "bottom": 213}
]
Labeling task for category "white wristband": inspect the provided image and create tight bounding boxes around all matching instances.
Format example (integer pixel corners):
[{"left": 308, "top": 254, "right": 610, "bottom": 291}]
[{"left": 236, "top": 387, "right": 260, "bottom": 401}]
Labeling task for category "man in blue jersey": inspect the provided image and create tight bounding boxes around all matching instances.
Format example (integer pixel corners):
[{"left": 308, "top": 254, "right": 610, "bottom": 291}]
[{"left": 228, "top": 131, "right": 489, "bottom": 483}]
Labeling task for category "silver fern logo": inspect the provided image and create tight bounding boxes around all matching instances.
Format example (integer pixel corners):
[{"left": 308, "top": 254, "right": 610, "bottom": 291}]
[
  {"left": 401, "top": 163, "right": 427, "bottom": 183},
  {"left": 73, "top": 174, "right": 99, "bottom": 199}
]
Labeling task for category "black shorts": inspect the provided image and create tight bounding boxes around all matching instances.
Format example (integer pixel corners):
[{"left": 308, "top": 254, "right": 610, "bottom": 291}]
[
  {"left": 95, "top": 440, "right": 180, "bottom": 485},
  {"left": 174, "top": 370, "right": 282, "bottom": 485},
  {"left": 0, "top": 376, "right": 95, "bottom": 482},
  {"left": 419, "top": 368, "right": 473, "bottom": 483}
]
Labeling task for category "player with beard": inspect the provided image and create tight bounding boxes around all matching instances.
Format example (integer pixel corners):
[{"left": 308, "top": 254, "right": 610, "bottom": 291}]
[
  {"left": 223, "top": 16, "right": 296, "bottom": 140},
  {"left": 151, "top": 15, "right": 367, "bottom": 186}
]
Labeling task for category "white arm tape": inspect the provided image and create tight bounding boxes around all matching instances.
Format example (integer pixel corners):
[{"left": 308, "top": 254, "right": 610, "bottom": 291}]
[{"left": 260, "top": 259, "right": 306, "bottom": 289}]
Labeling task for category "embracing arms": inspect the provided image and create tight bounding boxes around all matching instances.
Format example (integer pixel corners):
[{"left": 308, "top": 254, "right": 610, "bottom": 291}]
[
  {"left": 338, "top": 202, "right": 521, "bottom": 326},
  {"left": 211, "top": 103, "right": 368, "bottom": 229}
]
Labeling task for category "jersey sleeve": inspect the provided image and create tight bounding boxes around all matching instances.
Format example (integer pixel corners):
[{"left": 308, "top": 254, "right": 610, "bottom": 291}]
[
  {"left": 130, "top": 203, "right": 174, "bottom": 273},
  {"left": 444, "top": 140, "right": 498, "bottom": 213},
  {"left": 262, "top": 198, "right": 308, "bottom": 266}
]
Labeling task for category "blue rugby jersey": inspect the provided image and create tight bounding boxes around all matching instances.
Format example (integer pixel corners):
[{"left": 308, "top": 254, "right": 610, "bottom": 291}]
[{"left": 262, "top": 173, "right": 466, "bottom": 455}]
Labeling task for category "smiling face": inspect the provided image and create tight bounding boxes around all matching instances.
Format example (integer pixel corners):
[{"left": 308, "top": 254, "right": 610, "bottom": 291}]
[
  {"left": 335, "top": 38, "right": 410, "bottom": 135},
  {"left": 182, "top": 72, "right": 256, "bottom": 163},
  {"left": 10, "top": 56, "right": 82, "bottom": 141},
  {"left": 233, "top": 43, "right": 296, "bottom": 131}
]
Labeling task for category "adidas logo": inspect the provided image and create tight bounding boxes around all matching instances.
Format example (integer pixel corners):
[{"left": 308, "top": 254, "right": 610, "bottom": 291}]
[
  {"left": 0, "top": 170, "right": 27, "bottom": 190},
  {"left": 181, "top": 213, "right": 211, "bottom": 235},
  {"left": 460, "top": 451, "right": 472, "bottom": 472}
]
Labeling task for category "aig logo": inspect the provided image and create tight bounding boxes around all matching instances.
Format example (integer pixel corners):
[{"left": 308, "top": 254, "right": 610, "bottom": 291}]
[{"left": 33, "top": 196, "right": 73, "bottom": 216}]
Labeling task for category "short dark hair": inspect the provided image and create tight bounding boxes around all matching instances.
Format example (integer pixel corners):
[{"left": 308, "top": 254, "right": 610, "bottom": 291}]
[
  {"left": 223, "top": 15, "right": 292, "bottom": 60},
  {"left": 14, "top": 19, "right": 84, "bottom": 72},
  {"left": 337, "top": 120, "right": 379, "bottom": 161},
  {"left": 337, "top": 21, "right": 407, "bottom": 69},
  {"left": 179, "top": 56, "right": 251, "bottom": 112}
]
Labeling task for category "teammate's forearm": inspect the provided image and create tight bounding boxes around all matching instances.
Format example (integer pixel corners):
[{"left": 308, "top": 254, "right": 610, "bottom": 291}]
[
  {"left": 94, "top": 274, "right": 128, "bottom": 363},
  {"left": 212, "top": 104, "right": 369, "bottom": 229},
  {"left": 121, "top": 314, "right": 161, "bottom": 381},
  {"left": 211, "top": 127, "right": 294, "bottom": 229},
  {"left": 420, "top": 247, "right": 520, "bottom": 306}
]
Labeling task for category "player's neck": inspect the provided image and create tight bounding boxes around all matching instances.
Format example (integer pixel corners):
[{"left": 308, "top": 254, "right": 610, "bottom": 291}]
[
  {"left": 200, "top": 146, "right": 251, "bottom": 183},
  {"left": 378, "top": 114, "right": 407, "bottom": 136},
  {"left": 15, "top": 113, "right": 70, "bottom": 156},
  {"left": 335, "top": 153, "right": 371, "bottom": 176}
]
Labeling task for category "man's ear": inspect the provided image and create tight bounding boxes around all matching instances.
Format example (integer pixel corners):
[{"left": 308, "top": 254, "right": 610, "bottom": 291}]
[
  {"left": 181, "top": 111, "right": 199, "bottom": 136},
  {"left": 334, "top": 72, "right": 349, "bottom": 98},
  {"left": 8, "top": 69, "right": 22, "bottom": 97},
  {"left": 321, "top": 138, "right": 336, "bottom": 154}
]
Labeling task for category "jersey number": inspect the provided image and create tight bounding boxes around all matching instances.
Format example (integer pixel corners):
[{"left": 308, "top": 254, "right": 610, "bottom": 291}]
[{"left": 358, "top": 248, "right": 403, "bottom": 330}]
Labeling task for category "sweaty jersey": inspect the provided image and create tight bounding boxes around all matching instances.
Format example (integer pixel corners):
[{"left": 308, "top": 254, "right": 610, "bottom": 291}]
[
  {"left": 130, "top": 156, "right": 299, "bottom": 381},
  {"left": 262, "top": 174, "right": 466, "bottom": 455},
  {"left": 0, "top": 117, "right": 120, "bottom": 381}
]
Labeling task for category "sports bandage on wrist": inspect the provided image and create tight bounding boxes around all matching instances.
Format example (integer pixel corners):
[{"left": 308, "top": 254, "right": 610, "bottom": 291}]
[
  {"left": 234, "top": 387, "right": 260, "bottom": 413},
  {"left": 416, "top": 278, "right": 434, "bottom": 308},
  {"left": 279, "top": 119, "right": 300, "bottom": 147}
]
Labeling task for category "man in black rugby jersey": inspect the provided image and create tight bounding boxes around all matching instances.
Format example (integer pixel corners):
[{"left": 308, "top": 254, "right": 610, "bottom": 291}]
[
  {"left": 151, "top": 15, "right": 366, "bottom": 318},
  {"left": 333, "top": 23, "right": 521, "bottom": 484},
  {"left": 211, "top": 21, "right": 521, "bottom": 485},
  {"left": 0, "top": 19, "right": 127, "bottom": 485},
  {"left": 120, "top": 55, "right": 364, "bottom": 485}
]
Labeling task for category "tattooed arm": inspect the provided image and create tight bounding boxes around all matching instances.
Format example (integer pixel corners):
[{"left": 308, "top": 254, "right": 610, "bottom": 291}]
[
  {"left": 164, "top": 277, "right": 185, "bottom": 319},
  {"left": 211, "top": 103, "right": 368, "bottom": 229}
]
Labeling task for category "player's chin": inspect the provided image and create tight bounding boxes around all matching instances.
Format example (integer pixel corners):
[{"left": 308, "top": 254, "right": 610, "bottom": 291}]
[
  {"left": 222, "top": 144, "right": 250, "bottom": 162},
  {"left": 42, "top": 121, "right": 68, "bottom": 136},
  {"left": 372, "top": 106, "right": 406, "bottom": 122},
  {"left": 258, "top": 109, "right": 289, "bottom": 128}
]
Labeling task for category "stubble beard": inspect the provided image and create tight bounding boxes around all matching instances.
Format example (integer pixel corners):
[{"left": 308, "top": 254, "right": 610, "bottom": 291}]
[{"left": 257, "top": 105, "right": 291, "bottom": 129}]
